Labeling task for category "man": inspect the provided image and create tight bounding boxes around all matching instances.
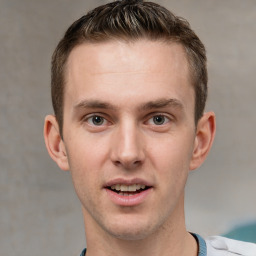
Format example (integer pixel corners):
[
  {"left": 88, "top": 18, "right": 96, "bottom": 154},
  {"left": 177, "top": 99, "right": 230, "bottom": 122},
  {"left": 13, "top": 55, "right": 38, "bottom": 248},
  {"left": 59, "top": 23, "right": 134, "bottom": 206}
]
[{"left": 44, "top": 0, "right": 256, "bottom": 255}]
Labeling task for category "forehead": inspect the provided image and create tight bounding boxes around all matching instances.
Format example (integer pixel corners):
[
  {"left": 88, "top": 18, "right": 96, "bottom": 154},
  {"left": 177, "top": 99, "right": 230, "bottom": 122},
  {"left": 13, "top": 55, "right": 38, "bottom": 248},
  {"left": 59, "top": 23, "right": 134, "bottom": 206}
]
[
  {"left": 64, "top": 39, "right": 193, "bottom": 109},
  {"left": 66, "top": 39, "right": 189, "bottom": 78}
]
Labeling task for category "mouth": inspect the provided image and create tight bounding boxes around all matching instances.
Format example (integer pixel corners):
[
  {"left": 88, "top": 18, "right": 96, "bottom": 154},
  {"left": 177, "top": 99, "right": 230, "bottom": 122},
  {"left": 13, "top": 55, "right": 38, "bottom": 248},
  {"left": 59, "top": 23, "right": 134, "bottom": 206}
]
[{"left": 107, "top": 184, "right": 152, "bottom": 196}]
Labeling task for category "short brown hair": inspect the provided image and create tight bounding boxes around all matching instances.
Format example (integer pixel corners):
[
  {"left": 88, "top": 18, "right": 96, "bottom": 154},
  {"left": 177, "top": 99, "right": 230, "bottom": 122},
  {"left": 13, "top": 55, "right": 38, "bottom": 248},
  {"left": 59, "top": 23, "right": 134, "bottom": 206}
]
[{"left": 51, "top": 0, "right": 207, "bottom": 137}]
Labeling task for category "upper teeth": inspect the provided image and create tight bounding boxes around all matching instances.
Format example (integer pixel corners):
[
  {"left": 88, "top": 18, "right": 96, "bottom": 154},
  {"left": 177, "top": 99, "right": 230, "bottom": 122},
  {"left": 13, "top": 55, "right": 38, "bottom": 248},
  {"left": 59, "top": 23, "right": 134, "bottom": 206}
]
[{"left": 110, "top": 184, "right": 146, "bottom": 192}]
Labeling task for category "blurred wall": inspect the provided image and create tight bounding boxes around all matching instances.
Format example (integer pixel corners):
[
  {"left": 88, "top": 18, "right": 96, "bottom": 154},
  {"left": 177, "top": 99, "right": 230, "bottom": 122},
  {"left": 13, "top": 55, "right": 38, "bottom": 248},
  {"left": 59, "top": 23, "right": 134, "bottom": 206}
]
[{"left": 1, "top": 0, "right": 255, "bottom": 255}]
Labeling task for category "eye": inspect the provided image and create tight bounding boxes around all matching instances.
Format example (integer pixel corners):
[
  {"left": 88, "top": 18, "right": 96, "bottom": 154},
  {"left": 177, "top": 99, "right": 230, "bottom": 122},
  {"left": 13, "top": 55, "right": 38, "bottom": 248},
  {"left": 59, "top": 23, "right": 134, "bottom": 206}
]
[
  {"left": 87, "top": 115, "right": 107, "bottom": 126},
  {"left": 148, "top": 115, "right": 170, "bottom": 125}
]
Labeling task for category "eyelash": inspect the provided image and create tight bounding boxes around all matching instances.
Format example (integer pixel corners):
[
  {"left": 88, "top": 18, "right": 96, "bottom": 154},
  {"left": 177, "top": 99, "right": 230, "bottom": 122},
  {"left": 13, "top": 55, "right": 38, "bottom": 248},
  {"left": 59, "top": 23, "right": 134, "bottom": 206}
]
[
  {"left": 85, "top": 115, "right": 110, "bottom": 126},
  {"left": 83, "top": 113, "right": 172, "bottom": 127},
  {"left": 146, "top": 114, "right": 171, "bottom": 126}
]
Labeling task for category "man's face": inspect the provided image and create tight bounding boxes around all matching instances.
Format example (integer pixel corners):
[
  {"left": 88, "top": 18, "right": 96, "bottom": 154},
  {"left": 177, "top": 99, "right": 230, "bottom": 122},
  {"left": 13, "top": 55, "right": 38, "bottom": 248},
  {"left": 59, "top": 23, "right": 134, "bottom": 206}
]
[{"left": 62, "top": 40, "right": 197, "bottom": 239}]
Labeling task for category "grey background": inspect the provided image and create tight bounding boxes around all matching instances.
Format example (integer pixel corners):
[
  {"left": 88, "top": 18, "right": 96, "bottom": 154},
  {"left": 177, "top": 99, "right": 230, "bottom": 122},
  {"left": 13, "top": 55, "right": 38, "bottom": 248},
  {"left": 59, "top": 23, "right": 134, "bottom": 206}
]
[{"left": 1, "top": 0, "right": 255, "bottom": 255}]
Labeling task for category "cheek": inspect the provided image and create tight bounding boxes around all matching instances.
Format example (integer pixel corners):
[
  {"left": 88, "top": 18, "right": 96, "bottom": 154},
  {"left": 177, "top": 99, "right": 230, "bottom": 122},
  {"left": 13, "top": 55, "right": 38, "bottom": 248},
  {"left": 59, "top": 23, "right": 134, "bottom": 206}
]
[
  {"left": 66, "top": 131, "right": 110, "bottom": 169},
  {"left": 67, "top": 148, "right": 102, "bottom": 214},
  {"left": 149, "top": 136, "right": 194, "bottom": 189},
  {"left": 64, "top": 136, "right": 107, "bottom": 197},
  {"left": 149, "top": 135, "right": 194, "bottom": 168}
]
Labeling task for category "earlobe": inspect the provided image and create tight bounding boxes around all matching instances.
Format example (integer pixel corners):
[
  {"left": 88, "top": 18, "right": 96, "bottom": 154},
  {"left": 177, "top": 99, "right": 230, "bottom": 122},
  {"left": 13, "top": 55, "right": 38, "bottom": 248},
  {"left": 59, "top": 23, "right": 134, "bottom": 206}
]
[
  {"left": 189, "top": 112, "right": 216, "bottom": 170},
  {"left": 44, "top": 115, "right": 70, "bottom": 171}
]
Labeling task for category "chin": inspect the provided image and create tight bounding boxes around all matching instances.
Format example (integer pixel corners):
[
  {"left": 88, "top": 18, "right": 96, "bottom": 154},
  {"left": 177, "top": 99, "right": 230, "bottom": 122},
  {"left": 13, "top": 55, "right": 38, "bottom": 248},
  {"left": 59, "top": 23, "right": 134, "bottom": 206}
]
[
  {"left": 109, "top": 228, "right": 152, "bottom": 241},
  {"left": 104, "top": 218, "right": 159, "bottom": 241}
]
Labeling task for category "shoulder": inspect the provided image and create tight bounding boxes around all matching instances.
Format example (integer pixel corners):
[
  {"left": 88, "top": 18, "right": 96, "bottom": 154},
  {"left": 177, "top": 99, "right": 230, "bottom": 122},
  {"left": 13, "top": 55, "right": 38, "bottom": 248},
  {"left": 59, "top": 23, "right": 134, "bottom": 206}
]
[{"left": 205, "top": 236, "right": 256, "bottom": 256}]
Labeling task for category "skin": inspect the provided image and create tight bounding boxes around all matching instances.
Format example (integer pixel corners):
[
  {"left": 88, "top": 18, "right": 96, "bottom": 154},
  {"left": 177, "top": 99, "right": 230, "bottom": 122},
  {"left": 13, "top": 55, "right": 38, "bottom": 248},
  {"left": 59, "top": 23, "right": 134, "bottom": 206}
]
[{"left": 44, "top": 40, "right": 215, "bottom": 256}]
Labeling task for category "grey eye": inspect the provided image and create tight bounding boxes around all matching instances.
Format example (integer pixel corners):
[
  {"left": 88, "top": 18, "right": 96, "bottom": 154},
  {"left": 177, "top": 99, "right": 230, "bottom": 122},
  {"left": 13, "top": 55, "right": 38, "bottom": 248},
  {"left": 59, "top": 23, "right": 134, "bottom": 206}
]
[
  {"left": 91, "top": 116, "right": 105, "bottom": 126},
  {"left": 153, "top": 115, "right": 166, "bottom": 125}
]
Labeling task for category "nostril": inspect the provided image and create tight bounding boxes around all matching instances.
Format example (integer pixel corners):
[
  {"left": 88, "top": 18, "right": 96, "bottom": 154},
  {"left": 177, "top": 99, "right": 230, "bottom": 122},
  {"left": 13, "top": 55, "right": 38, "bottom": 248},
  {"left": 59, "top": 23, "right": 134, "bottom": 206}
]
[
  {"left": 113, "top": 160, "right": 121, "bottom": 166},
  {"left": 133, "top": 160, "right": 141, "bottom": 166},
  {"left": 113, "top": 159, "right": 142, "bottom": 168}
]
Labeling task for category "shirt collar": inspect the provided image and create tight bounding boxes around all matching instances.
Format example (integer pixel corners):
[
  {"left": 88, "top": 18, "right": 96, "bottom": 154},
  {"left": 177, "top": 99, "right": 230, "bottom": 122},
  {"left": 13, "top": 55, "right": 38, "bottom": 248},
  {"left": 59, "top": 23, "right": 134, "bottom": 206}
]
[{"left": 80, "top": 233, "right": 207, "bottom": 256}]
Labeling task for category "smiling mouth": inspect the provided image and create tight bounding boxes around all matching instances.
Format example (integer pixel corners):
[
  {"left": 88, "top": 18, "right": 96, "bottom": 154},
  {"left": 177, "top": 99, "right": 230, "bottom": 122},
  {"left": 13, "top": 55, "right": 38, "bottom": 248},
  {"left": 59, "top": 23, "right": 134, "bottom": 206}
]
[{"left": 107, "top": 184, "right": 151, "bottom": 196}]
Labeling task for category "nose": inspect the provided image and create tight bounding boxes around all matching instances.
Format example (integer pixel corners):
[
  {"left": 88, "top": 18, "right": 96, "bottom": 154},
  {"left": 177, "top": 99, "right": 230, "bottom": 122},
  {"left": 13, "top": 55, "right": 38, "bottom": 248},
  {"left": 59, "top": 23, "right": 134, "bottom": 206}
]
[{"left": 110, "top": 122, "right": 145, "bottom": 170}]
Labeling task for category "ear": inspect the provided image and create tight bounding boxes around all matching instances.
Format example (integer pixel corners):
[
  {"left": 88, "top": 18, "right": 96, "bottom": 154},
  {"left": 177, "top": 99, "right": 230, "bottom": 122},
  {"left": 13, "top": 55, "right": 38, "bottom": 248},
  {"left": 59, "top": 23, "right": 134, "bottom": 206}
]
[
  {"left": 189, "top": 112, "right": 216, "bottom": 170},
  {"left": 44, "top": 115, "right": 70, "bottom": 171}
]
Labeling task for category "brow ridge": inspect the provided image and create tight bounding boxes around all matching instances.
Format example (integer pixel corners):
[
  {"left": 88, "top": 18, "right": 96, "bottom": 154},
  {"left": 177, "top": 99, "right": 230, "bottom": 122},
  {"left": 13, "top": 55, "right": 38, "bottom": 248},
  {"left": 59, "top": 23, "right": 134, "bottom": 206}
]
[
  {"left": 139, "top": 98, "right": 184, "bottom": 111},
  {"left": 74, "top": 98, "right": 183, "bottom": 112},
  {"left": 74, "top": 100, "right": 117, "bottom": 110}
]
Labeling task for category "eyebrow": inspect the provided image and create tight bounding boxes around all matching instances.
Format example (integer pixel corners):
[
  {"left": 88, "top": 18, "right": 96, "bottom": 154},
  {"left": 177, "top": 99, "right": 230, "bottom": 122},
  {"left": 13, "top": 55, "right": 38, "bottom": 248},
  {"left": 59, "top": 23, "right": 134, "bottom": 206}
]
[
  {"left": 138, "top": 98, "right": 184, "bottom": 111},
  {"left": 74, "top": 98, "right": 184, "bottom": 112},
  {"left": 74, "top": 100, "right": 117, "bottom": 110}
]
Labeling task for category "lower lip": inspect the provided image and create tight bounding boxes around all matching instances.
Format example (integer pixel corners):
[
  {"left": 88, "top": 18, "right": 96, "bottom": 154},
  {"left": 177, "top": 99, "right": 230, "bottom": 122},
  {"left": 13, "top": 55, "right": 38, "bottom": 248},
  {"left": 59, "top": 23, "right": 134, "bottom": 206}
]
[{"left": 105, "top": 188, "right": 152, "bottom": 206}]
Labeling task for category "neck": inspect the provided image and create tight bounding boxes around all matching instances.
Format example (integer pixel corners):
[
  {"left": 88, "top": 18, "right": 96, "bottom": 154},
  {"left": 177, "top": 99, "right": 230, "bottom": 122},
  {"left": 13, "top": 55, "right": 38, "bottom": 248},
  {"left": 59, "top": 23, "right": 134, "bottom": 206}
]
[{"left": 83, "top": 196, "right": 198, "bottom": 256}]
